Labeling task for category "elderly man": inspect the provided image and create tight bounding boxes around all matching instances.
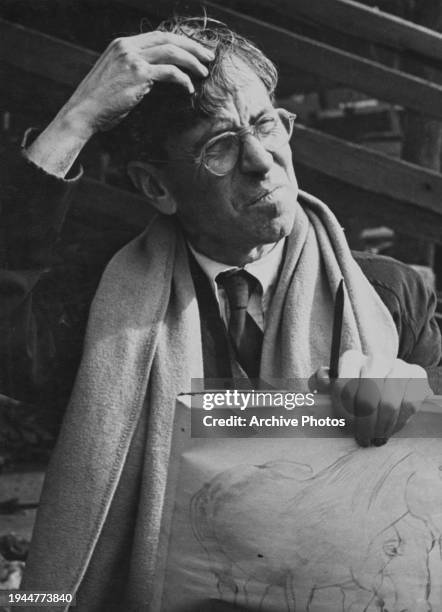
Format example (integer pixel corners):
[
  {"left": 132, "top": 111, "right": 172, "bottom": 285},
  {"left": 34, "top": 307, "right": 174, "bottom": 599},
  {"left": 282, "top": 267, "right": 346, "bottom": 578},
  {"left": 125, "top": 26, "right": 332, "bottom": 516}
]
[{"left": 13, "top": 15, "right": 439, "bottom": 611}]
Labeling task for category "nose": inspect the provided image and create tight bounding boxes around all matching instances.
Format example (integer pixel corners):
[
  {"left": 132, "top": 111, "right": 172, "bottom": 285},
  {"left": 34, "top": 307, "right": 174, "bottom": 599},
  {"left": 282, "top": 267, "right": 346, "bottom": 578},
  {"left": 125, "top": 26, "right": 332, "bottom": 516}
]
[{"left": 239, "top": 134, "right": 274, "bottom": 175}]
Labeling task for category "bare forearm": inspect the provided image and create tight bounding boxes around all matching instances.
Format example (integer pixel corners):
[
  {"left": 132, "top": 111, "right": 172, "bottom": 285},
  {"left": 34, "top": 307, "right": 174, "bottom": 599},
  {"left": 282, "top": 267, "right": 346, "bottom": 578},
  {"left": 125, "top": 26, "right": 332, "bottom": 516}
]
[{"left": 25, "top": 111, "right": 92, "bottom": 178}]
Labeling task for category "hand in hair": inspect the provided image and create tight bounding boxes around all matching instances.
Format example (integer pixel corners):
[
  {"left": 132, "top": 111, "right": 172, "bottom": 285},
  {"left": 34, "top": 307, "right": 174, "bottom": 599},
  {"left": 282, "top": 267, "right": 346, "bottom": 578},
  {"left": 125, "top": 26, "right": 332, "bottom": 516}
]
[{"left": 25, "top": 31, "right": 214, "bottom": 177}]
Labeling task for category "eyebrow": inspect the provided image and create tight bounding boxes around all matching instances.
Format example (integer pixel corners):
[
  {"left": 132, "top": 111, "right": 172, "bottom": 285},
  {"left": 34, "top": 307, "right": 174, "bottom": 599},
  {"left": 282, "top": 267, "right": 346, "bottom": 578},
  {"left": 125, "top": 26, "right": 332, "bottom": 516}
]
[
  {"left": 191, "top": 108, "right": 275, "bottom": 153},
  {"left": 190, "top": 120, "right": 237, "bottom": 153}
]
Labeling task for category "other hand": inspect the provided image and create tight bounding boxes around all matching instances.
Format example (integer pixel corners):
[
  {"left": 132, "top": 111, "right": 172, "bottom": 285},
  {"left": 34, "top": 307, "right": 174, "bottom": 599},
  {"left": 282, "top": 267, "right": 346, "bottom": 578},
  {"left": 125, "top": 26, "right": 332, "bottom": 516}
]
[{"left": 311, "top": 349, "right": 432, "bottom": 447}]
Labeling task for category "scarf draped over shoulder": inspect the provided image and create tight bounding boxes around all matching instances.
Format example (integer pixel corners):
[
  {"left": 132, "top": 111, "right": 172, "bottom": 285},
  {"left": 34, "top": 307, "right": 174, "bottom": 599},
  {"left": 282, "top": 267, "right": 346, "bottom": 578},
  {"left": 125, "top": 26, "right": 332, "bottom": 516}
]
[{"left": 22, "top": 191, "right": 398, "bottom": 610}]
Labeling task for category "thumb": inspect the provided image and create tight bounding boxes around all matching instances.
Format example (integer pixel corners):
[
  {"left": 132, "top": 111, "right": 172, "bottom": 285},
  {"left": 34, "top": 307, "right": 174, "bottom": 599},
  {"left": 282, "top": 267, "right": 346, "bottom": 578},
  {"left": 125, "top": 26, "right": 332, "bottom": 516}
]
[{"left": 309, "top": 366, "right": 331, "bottom": 393}]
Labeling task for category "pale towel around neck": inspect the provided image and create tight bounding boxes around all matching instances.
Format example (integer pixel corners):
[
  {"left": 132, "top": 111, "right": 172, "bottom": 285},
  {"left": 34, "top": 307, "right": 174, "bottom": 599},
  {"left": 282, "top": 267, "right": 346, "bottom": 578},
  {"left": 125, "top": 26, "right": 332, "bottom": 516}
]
[{"left": 22, "top": 191, "right": 398, "bottom": 610}]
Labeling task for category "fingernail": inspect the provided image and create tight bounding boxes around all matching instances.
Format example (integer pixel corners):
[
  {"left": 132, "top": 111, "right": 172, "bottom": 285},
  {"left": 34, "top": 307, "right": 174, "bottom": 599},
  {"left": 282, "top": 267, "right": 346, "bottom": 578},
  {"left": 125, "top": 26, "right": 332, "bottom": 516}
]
[
  {"left": 356, "top": 436, "right": 370, "bottom": 448},
  {"left": 372, "top": 438, "right": 387, "bottom": 447}
]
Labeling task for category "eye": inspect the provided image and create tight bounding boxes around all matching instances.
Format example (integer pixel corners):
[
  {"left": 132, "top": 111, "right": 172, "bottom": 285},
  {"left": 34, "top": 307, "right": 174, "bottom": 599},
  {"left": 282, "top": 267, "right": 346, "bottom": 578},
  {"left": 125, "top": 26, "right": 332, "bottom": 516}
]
[
  {"left": 256, "top": 115, "right": 279, "bottom": 135},
  {"left": 205, "top": 134, "right": 238, "bottom": 158}
]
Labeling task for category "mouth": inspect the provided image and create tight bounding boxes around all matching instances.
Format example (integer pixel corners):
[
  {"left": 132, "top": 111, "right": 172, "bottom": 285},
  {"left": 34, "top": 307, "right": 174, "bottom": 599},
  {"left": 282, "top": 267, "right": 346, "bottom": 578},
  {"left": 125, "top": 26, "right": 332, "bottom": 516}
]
[{"left": 246, "top": 185, "right": 284, "bottom": 207}]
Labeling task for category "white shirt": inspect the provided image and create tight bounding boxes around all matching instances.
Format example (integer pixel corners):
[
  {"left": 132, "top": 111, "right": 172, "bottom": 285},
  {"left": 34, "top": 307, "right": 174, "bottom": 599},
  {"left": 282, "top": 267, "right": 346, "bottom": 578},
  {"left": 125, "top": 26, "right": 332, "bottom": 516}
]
[{"left": 189, "top": 240, "right": 285, "bottom": 331}]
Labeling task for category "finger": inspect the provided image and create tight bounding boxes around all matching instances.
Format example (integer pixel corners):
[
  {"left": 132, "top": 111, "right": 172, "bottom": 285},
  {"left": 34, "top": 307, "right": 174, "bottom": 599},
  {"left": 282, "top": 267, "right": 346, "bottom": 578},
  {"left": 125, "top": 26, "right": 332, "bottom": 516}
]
[
  {"left": 308, "top": 366, "right": 331, "bottom": 393},
  {"left": 332, "top": 350, "right": 367, "bottom": 421},
  {"left": 353, "top": 377, "right": 381, "bottom": 447},
  {"left": 142, "top": 44, "right": 210, "bottom": 78},
  {"left": 393, "top": 371, "right": 432, "bottom": 435},
  {"left": 372, "top": 377, "right": 406, "bottom": 444},
  {"left": 130, "top": 31, "right": 215, "bottom": 62},
  {"left": 148, "top": 64, "right": 195, "bottom": 94},
  {"left": 333, "top": 377, "right": 358, "bottom": 421},
  {"left": 355, "top": 354, "right": 393, "bottom": 447}
]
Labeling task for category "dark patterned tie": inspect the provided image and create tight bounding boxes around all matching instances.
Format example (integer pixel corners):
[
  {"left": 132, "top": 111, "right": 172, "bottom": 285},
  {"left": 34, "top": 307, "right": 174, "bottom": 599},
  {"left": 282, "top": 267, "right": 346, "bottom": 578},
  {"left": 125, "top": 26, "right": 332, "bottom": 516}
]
[{"left": 216, "top": 269, "right": 264, "bottom": 378}]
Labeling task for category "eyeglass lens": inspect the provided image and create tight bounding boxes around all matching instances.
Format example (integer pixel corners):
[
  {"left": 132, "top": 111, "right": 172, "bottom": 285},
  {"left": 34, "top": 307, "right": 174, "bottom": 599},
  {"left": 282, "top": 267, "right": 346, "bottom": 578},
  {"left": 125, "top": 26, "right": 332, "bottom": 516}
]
[{"left": 204, "top": 110, "right": 293, "bottom": 175}]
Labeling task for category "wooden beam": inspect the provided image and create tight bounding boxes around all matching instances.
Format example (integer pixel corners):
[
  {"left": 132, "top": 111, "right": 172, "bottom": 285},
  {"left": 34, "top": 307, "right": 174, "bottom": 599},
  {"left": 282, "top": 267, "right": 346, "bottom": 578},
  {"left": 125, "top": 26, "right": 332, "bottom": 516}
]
[
  {"left": 297, "top": 165, "right": 442, "bottom": 245},
  {"left": 4, "top": 12, "right": 442, "bottom": 119},
  {"left": 128, "top": 1, "right": 442, "bottom": 119},
  {"left": 1, "top": 14, "right": 442, "bottom": 242},
  {"left": 292, "top": 124, "right": 442, "bottom": 216},
  {"left": 252, "top": 0, "right": 442, "bottom": 64},
  {"left": 72, "top": 177, "right": 154, "bottom": 230},
  {"left": 0, "top": 18, "right": 97, "bottom": 88},
  {"left": 0, "top": 64, "right": 71, "bottom": 119}
]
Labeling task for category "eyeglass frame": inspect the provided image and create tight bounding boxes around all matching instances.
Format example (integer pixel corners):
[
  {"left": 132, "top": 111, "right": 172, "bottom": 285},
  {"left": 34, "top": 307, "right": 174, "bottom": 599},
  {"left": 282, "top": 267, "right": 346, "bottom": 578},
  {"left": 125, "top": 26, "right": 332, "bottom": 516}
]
[{"left": 145, "top": 107, "right": 297, "bottom": 177}]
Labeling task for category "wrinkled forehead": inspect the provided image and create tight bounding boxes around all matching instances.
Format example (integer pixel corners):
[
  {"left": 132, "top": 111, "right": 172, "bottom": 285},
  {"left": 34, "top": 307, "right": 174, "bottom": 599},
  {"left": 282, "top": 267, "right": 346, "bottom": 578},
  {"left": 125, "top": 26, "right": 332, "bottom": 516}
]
[{"left": 165, "top": 57, "right": 274, "bottom": 154}]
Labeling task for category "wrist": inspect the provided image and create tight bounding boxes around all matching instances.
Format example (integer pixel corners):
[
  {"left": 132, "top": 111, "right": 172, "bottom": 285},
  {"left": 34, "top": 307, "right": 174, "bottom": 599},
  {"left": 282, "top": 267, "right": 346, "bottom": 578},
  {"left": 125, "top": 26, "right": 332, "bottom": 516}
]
[
  {"left": 53, "top": 105, "right": 96, "bottom": 143},
  {"left": 25, "top": 109, "right": 93, "bottom": 178}
]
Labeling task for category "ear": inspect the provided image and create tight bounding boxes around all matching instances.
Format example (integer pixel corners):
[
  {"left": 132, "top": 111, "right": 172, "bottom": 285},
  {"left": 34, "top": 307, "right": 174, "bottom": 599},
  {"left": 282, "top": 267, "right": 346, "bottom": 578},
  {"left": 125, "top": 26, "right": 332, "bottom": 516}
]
[{"left": 127, "top": 161, "right": 177, "bottom": 215}]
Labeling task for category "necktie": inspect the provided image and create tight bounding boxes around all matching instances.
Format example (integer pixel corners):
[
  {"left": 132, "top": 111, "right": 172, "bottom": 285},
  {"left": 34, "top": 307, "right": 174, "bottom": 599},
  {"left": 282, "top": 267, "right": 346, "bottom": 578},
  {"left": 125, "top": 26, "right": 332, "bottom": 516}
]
[{"left": 216, "top": 269, "right": 264, "bottom": 378}]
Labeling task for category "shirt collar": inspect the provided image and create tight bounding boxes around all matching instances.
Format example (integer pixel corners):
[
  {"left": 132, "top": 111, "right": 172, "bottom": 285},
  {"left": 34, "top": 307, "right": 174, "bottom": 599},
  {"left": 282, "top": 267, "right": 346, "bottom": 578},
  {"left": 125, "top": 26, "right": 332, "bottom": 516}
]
[{"left": 188, "top": 239, "right": 285, "bottom": 299}]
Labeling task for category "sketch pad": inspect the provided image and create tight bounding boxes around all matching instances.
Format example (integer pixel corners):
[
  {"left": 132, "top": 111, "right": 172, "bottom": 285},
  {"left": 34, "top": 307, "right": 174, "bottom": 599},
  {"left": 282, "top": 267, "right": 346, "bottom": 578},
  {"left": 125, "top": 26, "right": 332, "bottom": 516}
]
[{"left": 153, "top": 397, "right": 442, "bottom": 612}]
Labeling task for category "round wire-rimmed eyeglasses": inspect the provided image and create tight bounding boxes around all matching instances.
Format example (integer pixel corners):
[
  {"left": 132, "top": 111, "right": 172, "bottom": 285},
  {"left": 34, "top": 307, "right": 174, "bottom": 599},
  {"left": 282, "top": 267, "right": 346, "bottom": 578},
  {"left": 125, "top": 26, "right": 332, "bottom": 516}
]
[{"left": 146, "top": 108, "right": 297, "bottom": 177}]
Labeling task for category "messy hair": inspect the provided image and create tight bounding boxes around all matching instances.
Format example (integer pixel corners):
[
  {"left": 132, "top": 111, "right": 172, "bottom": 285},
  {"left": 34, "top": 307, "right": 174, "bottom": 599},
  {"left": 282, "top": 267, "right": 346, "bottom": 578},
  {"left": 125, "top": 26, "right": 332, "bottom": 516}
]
[{"left": 116, "top": 15, "right": 278, "bottom": 162}]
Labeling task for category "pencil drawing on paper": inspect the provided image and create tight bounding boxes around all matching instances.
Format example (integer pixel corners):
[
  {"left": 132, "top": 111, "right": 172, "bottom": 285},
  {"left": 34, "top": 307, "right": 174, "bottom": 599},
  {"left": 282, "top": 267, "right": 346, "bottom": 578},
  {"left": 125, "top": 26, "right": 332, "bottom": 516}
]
[{"left": 190, "top": 450, "right": 441, "bottom": 611}]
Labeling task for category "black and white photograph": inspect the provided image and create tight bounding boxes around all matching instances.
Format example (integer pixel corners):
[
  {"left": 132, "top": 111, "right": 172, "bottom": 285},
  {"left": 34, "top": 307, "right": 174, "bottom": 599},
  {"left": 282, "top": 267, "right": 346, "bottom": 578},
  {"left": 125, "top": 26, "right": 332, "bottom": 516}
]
[{"left": 1, "top": 1, "right": 442, "bottom": 610}]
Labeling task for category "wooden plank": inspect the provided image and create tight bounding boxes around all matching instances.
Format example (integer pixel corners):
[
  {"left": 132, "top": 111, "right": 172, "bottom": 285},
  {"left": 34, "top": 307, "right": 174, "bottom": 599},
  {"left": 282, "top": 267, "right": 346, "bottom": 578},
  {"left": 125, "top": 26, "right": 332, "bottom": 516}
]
[
  {"left": 292, "top": 124, "right": 442, "bottom": 216},
  {"left": 252, "top": 0, "right": 442, "bottom": 64},
  {"left": 72, "top": 177, "right": 155, "bottom": 230},
  {"left": 0, "top": 18, "right": 97, "bottom": 87},
  {"left": 131, "top": 0, "right": 442, "bottom": 120},
  {"left": 296, "top": 165, "right": 442, "bottom": 246},
  {"left": 1, "top": 15, "right": 442, "bottom": 240},
  {"left": 0, "top": 64, "right": 71, "bottom": 119},
  {"left": 4, "top": 12, "right": 442, "bottom": 119}
]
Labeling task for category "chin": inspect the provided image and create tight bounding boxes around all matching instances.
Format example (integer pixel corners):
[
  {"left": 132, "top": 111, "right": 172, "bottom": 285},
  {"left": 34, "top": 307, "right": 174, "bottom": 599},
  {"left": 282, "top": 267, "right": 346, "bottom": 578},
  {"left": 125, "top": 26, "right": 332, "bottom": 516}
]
[{"left": 256, "top": 204, "right": 296, "bottom": 243}]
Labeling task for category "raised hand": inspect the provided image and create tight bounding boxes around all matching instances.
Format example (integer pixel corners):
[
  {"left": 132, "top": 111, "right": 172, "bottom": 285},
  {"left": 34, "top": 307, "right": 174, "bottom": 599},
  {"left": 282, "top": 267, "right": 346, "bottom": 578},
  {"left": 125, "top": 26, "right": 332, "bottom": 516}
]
[{"left": 26, "top": 31, "right": 214, "bottom": 177}]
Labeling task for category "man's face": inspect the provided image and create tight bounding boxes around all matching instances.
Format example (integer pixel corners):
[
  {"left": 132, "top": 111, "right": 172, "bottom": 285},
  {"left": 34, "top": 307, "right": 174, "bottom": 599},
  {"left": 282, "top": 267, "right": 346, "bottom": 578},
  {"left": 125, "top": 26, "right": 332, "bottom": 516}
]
[{"left": 162, "top": 61, "right": 299, "bottom": 264}]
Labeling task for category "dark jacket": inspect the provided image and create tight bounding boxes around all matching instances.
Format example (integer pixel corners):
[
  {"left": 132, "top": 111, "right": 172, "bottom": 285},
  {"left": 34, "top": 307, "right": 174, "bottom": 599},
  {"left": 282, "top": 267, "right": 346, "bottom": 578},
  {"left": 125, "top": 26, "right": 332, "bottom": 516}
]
[{"left": 0, "top": 144, "right": 441, "bottom": 427}]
